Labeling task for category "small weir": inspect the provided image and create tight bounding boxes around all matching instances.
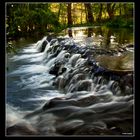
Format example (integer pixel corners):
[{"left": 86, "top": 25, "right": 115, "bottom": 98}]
[{"left": 6, "top": 27, "right": 134, "bottom": 136}]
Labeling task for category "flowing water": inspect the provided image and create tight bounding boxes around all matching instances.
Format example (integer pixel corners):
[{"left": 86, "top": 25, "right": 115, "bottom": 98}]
[{"left": 6, "top": 26, "right": 134, "bottom": 136}]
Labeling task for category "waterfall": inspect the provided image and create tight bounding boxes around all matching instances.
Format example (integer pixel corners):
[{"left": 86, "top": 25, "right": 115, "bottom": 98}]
[{"left": 6, "top": 35, "right": 134, "bottom": 136}]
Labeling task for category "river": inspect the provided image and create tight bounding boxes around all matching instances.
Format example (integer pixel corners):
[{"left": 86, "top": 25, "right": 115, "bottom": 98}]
[{"left": 6, "top": 26, "right": 134, "bottom": 136}]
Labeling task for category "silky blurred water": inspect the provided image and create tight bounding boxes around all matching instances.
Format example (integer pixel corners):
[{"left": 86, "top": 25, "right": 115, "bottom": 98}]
[{"left": 6, "top": 26, "right": 134, "bottom": 136}]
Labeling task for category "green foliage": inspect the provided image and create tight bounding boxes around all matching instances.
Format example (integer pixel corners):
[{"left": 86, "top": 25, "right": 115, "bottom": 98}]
[
  {"left": 6, "top": 4, "right": 60, "bottom": 38},
  {"left": 6, "top": 3, "right": 134, "bottom": 40},
  {"left": 105, "top": 16, "right": 133, "bottom": 28}
]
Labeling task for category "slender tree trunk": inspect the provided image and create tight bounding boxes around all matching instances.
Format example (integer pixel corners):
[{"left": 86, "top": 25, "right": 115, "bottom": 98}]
[
  {"left": 85, "top": 5, "right": 88, "bottom": 23},
  {"left": 80, "top": 11, "right": 83, "bottom": 24},
  {"left": 84, "top": 3, "right": 94, "bottom": 24},
  {"left": 80, "top": 4, "right": 83, "bottom": 24},
  {"left": 67, "top": 3, "right": 72, "bottom": 27},
  {"left": 87, "top": 28, "right": 93, "bottom": 37},
  {"left": 119, "top": 3, "right": 122, "bottom": 16},
  {"left": 58, "top": 4, "right": 62, "bottom": 20},
  {"left": 97, "top": 4, "right": 103, "bottom": 22},
  {"left": 123, "top": 3, "right": 128, "bottom": 18},
  {"left": 106, "top": 3, "right": 116, "bottom": 19}
]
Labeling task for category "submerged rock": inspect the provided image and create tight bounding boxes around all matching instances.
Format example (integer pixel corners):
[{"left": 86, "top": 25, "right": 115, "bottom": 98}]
[
  {"left": 95, "top": 52, "right": 133, "bottom": 73},
  {"left": 56, "top": 119, "right": 84, "bottom": 135},
  {"left": 7, "top": 121, "right": 39, "bottom": 135},
  {"left": 40, "top": 40, "right": 48, "bottom": 52}
]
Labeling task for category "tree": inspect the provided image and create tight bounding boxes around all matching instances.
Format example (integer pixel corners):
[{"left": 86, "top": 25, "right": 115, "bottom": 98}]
[
  {"left": 106, "top": 3, "right": 116, "bottom": 19},
  {"left": 97, "top": 3, "right": 103, "bottom": 22},
  {"left": 80, "top": 3, "right": 83, "bottom": 24},
  {"left": 58, "top": 3, "right": 62, "bottom": 19},
  {"left": 67, "top": 3, "right": 72, "bottom": 27},
  {"left": 123, "top": 3, "right": 133, "bottom": 18},
  {"left": 6, "top": 3, "right": 60, "bottom": 38},
  {"left": 84, "top": 3, "right": 94, "bottom": 24},
  {"left": 119, "top": 3, "right": 122, "bottom": 16}
]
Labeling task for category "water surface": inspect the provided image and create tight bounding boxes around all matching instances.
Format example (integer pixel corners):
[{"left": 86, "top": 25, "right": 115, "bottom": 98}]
[{"left": 6, "top": 26, "right": 134, "bottom": 136}]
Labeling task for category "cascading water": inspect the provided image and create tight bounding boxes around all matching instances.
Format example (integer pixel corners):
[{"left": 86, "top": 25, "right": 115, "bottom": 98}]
[{"left": 6, "top": 33, "right": 134, "bottom": 136}]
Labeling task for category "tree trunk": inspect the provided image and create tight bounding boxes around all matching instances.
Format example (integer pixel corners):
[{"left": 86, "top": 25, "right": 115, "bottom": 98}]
[
  {"left": 80, "top": 11, "right": 83, "bottom": 24},
  {"left": 84, "top": 3, "right": 94, "bottom": 24},
  {"left": 123, "top": 3, "right": 128, "bottom": 18},
  {"left": 67, "top": 3, "right": 72, "bottom": 27},
  {"left": 97, "top": 4, "right": 103, "bottom": 22},
  {"left": 85, "top": 5, "right": 88, "bottom": 23},
  {"left": 119, "top": 3, "right": 122, "bottom": 16},
  {"left": 107, "top": 3, "right": 116, "bottom": 19},
  {"left": 80, "top": 4, "right": 83, "bottom": 24},
  {"left": 58, "top": 4, "right": 62, "bottom": 20}
]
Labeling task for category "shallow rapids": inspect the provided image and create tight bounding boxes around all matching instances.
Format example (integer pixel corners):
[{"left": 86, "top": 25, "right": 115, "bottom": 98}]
[{"left": 6, "top": 34, "right": 134, "bottom": 136}]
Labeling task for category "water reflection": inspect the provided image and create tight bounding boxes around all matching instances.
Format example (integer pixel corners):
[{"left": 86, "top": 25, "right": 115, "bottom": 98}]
[
  {"left": 62, "top": 26, "right": 134, "bottom": 71},
  {"left": 68, "top": 28, "right": 73, "bottom": 37},
  {"left": 105, "top": 29, "right": 112, "bottom": 47},
  {"left": 87, "top": 28, "right": 94, "bottom": 37},
  {"left": 64, "top": 26, "right": 133, "bottom": 49}
]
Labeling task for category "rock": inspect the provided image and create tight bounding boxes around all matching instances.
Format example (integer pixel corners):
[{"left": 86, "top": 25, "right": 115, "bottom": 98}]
[
  {"left": 40, "top": 40, "right": 48, "bottom": 52},
  {"left": 49, "top": 62, "right": 62, "bottom": 77},
  {"left": 47, "top": 35, "right": 55, "bottom": 42},
  {"left": 73, "top": 124, "right": 113, "bottom": 135},
  {"left": 7, "top": 122, "right": 39, "bottom": 135},
  {"left": 42, "top": 97, "right": 77, "bottom": 111},
  {"left": 95, "top": 52, "right": 133, "bottom": 73},
  {"left": 56, "top": 119, "right": 84, "bottom": 135}
]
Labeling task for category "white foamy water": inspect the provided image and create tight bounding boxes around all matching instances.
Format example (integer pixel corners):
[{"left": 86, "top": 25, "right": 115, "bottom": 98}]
[
  {"left": 10, "top": 64, "right": 49, "bottom": 75},
  {"left": 6, "top": 35, "right": 134, "bottom": 136}
]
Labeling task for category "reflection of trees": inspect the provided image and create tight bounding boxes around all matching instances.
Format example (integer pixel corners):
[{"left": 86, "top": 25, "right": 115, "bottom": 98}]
[
  {"left": 118, "top": 29, "right": 130, "bottom": 44},
  {"left": 118, "top": 30, "right": 124, "bottom": 44},
  {"left": 67, "top": 27, "right": 133, "bottom": 46},
  {"left": 68, "top": 29, "right": 73, "bottom": 37},
  {"left": 96, "top": 27, "right": 103, "bottom": 36},
  {"left": 73, "top": 30, "right": 77, "bottom": 37},
  {"left": 109, "top": 28, "right": 133, "bottom": 45},
  {"left": 103, "top": 28, "right": 112, "bottom": 48},
  {"left": 87, "top": 28, "right": 93, "bottom": 37}
]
